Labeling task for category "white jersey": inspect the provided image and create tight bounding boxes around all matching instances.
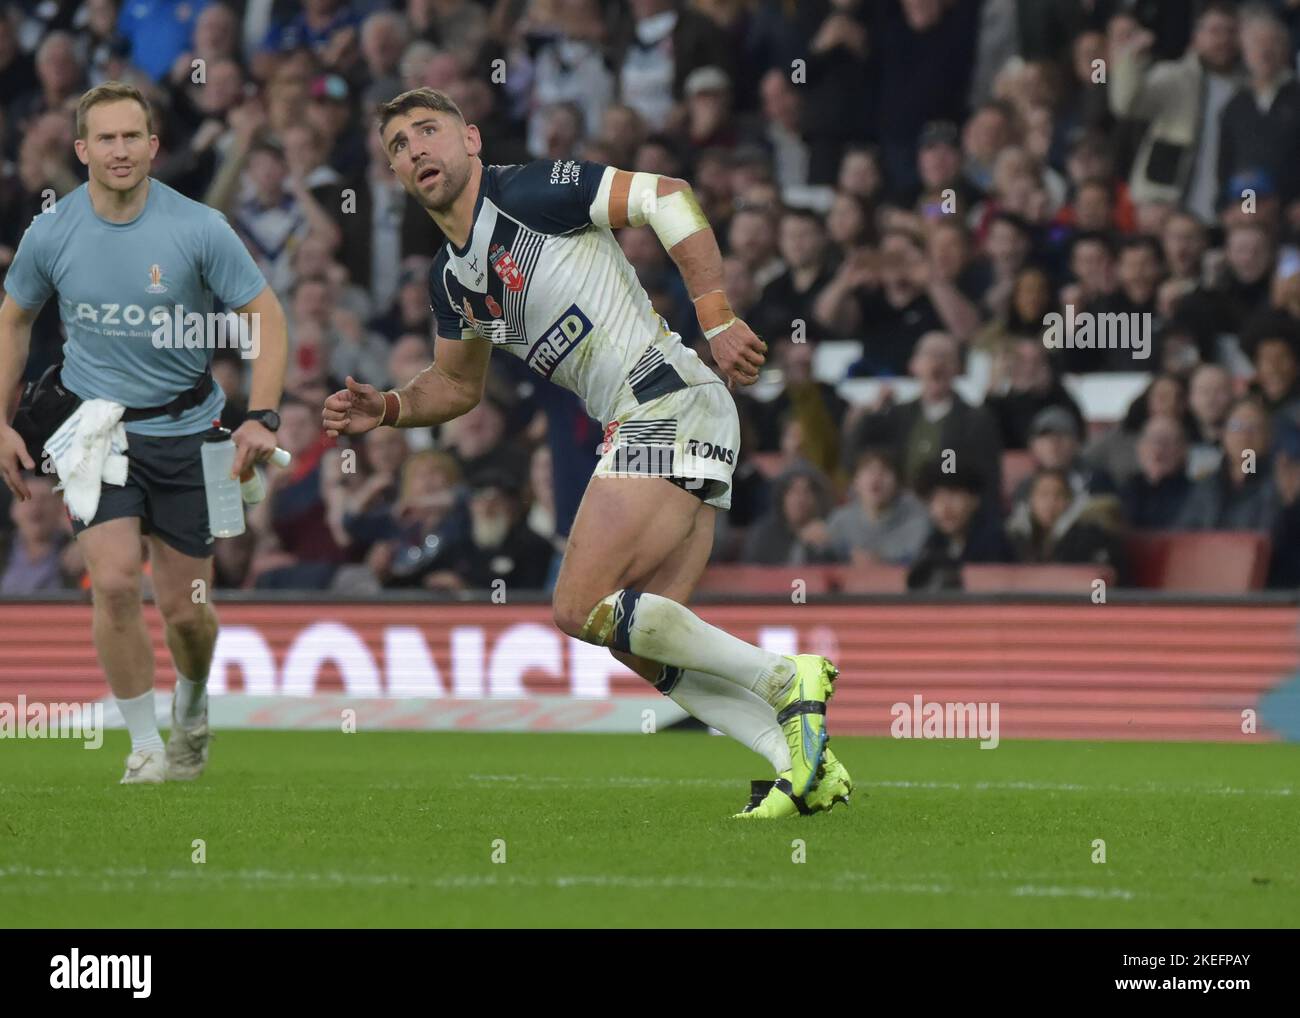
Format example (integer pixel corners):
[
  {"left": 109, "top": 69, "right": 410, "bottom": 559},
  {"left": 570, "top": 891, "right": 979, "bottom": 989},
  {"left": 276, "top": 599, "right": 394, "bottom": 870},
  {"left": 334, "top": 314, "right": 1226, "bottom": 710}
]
[{"left": 428, "top": 159, "right": 718, "bottom": 427}]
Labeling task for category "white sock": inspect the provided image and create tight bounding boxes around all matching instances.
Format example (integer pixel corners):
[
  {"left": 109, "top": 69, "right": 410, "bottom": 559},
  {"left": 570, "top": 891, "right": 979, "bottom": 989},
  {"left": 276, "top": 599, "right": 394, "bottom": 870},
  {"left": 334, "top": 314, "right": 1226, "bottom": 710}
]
[
  {"left": 617, "top": 592, "right": 795, "bottom": 703},
  {"left": 664, "top": 668, "right": 791, "bottom": 773},
  {"left": 173, "top": 673, "right": 208, "bottom": 730},
  {"left": 116, "top": 690, "right": 164, "bottom": 753}
]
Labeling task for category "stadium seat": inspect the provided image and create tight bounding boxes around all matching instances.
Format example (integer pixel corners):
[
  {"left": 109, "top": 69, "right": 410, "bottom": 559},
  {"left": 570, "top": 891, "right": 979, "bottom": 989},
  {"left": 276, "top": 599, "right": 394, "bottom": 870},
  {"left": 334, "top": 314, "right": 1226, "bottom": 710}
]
[
  {"left": 836, "top": 564, "right": 908, "bottom": 593},
  {"left": 812, "top": 340, "right": 863, "bottom": 384},
  {"left": 694, "top": 564, "right": 838, "bottom": 596},
  {"left": 961, "top": 564, "right": 1115, "bottom": 593},
  {"left": 1062, "top": 372, "right": 1151, "bottom": 423},
  {"left": 1124, "top": 531, "right": 1272, "bottom": 591}
]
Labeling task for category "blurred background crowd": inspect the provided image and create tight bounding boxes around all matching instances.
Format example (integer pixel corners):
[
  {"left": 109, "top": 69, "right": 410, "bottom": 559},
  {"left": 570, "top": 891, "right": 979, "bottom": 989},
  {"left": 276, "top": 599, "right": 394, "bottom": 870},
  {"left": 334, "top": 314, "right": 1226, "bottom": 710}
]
[{"left": 2, "top": 0, "right": 1300, "bottom": 596}]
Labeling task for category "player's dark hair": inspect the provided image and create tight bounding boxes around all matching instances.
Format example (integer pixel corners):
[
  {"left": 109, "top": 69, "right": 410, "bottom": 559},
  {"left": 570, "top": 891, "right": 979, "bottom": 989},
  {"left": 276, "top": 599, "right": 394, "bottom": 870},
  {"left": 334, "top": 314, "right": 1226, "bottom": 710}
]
[
  {"left": 376, "top": 87, "right": 466, "bottom": 136},
  {"left": 76, "top": 81, "right": 153, "bottom": 139}
]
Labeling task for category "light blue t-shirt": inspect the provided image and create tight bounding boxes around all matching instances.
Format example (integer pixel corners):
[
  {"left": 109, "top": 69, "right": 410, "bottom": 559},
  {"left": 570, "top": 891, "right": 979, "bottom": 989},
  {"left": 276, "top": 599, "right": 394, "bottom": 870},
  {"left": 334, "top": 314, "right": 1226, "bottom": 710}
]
[{"left": 4, "top": 180, "right": 266, "bottom": 436}]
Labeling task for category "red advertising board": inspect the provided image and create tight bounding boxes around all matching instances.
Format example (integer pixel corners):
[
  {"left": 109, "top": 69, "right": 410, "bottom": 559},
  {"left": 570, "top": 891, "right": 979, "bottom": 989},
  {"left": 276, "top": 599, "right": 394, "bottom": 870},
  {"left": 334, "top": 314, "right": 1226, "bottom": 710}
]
[{"left": 1, "top": 600, "right": 1296, "bottom": 741}]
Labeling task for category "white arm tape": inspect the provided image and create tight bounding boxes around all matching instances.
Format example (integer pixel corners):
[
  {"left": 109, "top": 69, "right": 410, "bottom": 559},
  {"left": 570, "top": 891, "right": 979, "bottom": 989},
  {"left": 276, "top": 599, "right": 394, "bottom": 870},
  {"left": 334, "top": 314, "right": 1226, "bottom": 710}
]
[
  {"left": 589, "top": 167, "right": 616, "bottom": 228},
  {"left": 645, "top": 188, "right": 709, "bottom": 251}
]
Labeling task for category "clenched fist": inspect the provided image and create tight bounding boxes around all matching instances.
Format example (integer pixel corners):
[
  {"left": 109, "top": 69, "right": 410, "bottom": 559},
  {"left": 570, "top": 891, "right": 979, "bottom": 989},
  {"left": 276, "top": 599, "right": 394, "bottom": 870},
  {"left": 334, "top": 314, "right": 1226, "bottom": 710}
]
[{"left": 709, "top": 318, "right": 767, "bottom": 387}]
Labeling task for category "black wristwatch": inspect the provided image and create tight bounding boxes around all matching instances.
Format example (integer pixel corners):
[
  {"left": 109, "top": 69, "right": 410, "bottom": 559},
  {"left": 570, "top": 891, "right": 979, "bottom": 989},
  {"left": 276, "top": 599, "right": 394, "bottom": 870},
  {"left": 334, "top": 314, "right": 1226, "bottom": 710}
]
[{"left": 246, "top": 409, "right": 280, "bottom": 432}]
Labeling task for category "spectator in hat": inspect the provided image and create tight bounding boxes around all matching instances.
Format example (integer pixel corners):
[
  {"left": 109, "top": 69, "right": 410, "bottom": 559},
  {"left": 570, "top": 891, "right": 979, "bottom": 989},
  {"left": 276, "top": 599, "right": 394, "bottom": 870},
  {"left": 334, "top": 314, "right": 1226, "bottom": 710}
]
[
  {"left": 1019, "top": 405, "right": 1117, "bottom": 503},
  {"left": 1007, "top": 467, "right": 1125, "bottom": 574},
  {"left": 1119, "top": 416, "right": 1194, "bottom": 528},
  {"left": 1217, "top": 7, "right": 1300, "bottom": 214},
  {"left": 906, "top": 459, "right": 1012, "bottom": 592}
]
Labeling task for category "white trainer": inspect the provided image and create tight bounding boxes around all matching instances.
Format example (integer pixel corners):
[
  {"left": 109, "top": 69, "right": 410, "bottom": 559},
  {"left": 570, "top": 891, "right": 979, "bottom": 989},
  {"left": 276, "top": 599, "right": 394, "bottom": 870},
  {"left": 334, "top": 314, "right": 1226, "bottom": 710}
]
[
  {"left": 165, "top": 714, "right": 210, "bottom": 781},
  {"left": 120, "top": 749, "right": 165, "bottom": 784}
]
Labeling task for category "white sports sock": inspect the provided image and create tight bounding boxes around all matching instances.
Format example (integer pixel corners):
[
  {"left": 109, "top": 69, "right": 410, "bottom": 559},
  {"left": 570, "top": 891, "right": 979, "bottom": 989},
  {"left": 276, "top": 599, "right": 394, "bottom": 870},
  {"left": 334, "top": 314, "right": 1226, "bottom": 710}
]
[
  {"left": 172, "top": 673, "right": 208, "bottom": 730},
  {"left": 619, "top": 592, "right": 795, "bottom": 703},
  {"left": 666, "top": 669, "right": 791, "bottom": 773},
  {"left": 116, "top": 690, "right": 163, "bottom": 753}
]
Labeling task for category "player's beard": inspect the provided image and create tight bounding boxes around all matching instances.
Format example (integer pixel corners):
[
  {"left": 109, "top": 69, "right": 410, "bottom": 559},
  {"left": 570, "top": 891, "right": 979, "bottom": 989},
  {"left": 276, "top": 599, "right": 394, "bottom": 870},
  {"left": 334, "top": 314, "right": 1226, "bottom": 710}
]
[{"left": 417, "top": 159, "right": 472, "bottom": 213}]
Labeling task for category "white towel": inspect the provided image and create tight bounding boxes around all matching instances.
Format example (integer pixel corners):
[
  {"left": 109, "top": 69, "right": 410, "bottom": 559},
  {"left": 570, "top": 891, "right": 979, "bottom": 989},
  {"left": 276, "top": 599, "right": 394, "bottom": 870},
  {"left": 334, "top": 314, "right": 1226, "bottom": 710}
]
[{"left": 44, "top": 400, "right": 129, "bottom": 522}]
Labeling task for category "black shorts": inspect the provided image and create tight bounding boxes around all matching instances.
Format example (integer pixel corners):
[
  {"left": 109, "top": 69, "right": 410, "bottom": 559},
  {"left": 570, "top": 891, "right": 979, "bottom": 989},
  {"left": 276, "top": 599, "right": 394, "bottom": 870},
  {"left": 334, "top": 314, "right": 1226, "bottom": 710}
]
[{"left": 70, "top": 430, "right": 212, "bottom": 559}]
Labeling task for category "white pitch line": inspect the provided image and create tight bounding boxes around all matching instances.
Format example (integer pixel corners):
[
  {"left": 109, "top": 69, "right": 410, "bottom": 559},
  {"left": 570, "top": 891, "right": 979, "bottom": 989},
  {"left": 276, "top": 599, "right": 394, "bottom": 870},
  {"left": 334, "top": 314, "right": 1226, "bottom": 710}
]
[
  {"left": 463, "top": 774, "right": 1296, "bottom": 797},
  {"left": 0, "top": 864, "right": 1146, "bottom": 902}
]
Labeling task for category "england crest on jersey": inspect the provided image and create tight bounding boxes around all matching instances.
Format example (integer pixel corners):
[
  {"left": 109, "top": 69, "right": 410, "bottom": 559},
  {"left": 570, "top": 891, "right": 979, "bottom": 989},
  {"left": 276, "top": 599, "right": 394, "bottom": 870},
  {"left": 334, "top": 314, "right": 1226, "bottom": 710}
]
[{"left": 489, "top": 243, "right": 524, "bottom": 293}]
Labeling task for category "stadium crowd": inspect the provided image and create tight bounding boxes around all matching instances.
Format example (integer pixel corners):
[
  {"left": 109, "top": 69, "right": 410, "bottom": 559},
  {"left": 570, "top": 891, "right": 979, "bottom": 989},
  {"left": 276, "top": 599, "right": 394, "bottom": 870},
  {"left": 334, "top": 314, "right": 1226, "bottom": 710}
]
[{"left": 2, "top": 0, "right": 1300, "bottom": 595}]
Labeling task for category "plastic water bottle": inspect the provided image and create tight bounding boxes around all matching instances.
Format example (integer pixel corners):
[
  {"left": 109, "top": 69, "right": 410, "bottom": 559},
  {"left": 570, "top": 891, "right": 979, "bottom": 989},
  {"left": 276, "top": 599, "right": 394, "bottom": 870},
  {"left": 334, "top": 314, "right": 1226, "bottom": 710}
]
[{"left": 201, "top": 425, "right": 246, "bottom": 538}]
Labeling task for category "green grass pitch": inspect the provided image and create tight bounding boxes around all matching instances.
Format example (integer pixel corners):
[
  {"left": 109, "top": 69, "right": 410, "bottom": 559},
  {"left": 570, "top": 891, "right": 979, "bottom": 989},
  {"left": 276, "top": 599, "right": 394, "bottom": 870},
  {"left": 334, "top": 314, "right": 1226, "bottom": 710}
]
[{"left": 1, "top": 731, "right": 1297, "bottom": 927}]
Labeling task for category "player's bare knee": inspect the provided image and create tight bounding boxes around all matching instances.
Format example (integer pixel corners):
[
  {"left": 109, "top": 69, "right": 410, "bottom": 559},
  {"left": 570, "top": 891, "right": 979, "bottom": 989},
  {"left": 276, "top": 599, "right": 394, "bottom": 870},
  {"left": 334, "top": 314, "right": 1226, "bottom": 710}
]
[
  {"left": 160, "top": 600, "right": 215, "bottom": 645},
  {"left": 91, "top": 572, "right": 141, "bottom": 620},
  {"left": 552, "top": 592, "right": 593, "bottom": 639}
]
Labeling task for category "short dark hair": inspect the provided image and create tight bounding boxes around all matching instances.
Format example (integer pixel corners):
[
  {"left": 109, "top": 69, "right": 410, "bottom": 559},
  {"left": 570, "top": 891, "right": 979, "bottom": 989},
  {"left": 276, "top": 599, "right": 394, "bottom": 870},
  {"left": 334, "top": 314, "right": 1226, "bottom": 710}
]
[
  {"left": 916, "top": 458, "right": 984, "bottom": 499},
  {"left": 988, "top": 210, "right": 1031, "bottom": 238},
  {"left": 376, "top": 87, "right": 465, "bottom": 136},
  {"left": 1241, "top": 309, "right": 1300, "bottom": 360},
  {"left": 1070, "top": 230, "right": 1115, "bottom": 259},
  {"left": 854, "top": 446, "right": 900, "bottom": 477},
  {"left": 76, "top": 81, "right": 153, "bottom": 139},
  {"left": 1118, "top": 234, "right": 1163, "bottom": 263}
]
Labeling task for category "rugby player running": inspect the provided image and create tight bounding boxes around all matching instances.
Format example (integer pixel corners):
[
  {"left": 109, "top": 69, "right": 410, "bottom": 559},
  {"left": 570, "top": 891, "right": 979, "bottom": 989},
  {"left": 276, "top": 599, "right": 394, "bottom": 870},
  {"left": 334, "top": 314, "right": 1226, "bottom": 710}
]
[{"left": 322, "top": 88, "right": 849, "bottom": 819}]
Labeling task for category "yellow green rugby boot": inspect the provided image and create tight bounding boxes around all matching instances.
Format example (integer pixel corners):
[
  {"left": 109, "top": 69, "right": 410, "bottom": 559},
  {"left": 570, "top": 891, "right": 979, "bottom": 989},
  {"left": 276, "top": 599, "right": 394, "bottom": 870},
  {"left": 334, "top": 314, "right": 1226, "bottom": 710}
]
[
  {"left": 732, "top": 773, "right": 801, "bottom": 820},
  {"left": 803, "top": 746, "right": 853, "bottom": 813},
  {"left": 772, "top": 654, "right": 838, "bottom": 797}
]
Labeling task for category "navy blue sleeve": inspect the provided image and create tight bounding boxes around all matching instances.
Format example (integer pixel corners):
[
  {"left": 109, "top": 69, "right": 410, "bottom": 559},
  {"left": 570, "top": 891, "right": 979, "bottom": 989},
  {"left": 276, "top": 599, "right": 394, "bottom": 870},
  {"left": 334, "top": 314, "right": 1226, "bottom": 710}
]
[
  {"left": 428, "top": 250, "right": 475, "bottom": 340},
  {"left": 488, "top": 160, "right": 609, "bottom": 236}
]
